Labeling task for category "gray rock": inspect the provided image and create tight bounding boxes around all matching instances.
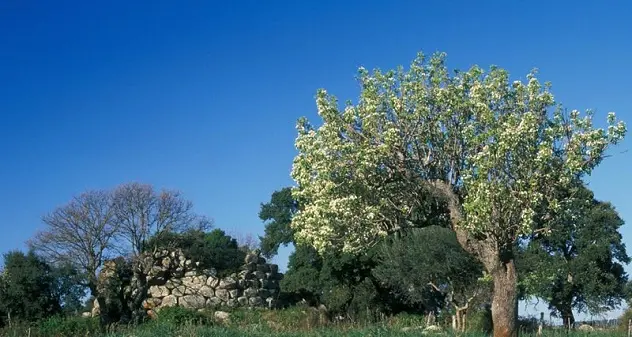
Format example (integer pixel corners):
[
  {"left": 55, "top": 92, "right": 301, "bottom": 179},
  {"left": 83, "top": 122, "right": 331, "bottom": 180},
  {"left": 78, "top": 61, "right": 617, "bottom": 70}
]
[
  {"left": 161, "top": 257, "right": 171, "bottom": 267},
  {"left": 260, "top": 280, "right": 274, "bottom": 289},
  {"left": 255, "top": 271, "right": 266, "bottom": 279},
  {"left": 423, "top": 325, "right": 442, "bottom": 334},
  {"left": 207, "top": 297, "right": 223, "bottom": 307},
  {"left": 244, "top": 287, "right": 258, "bottom": 297},
  {"left": 148, "top": 275, "right": 167, "bottom": 286},
  {"left": 180, "top": 295, "right": 206, "bottom": 309},
  {"left": 226, "top": 298, "right": 237, "bottom": 307},
  {"left": 269, "top": 264, "right": 279, "bottom": 274},
  {"left": 266, "top": 297, "right": 276, "bottom": 308},
  {"left": 249, "top": 297, "right": 263, "bottom": 306},
  {"left": 257, "top": 289, "right": 270, "bottom": 298},
  {"left": 243, "top": 262, "right": 257, "bottom": 272},
  {"left": 218, "top": 277, "right": 237, "bottom": 290},
  {"left": 214, "top": 310, "right": 231, "bottom": 322},
  {"left": 161, "top": 295, "right": 178, "bottom": 307},
  {"left": 149, "top": 285, "right": 170, "bottom": 298},
  {"left": 229, "top": 289, "right": 241, "bottom": 299},
  {"left": 237, "top": 297, "right": 248, "bottom": 306},
  {"left": 245, "top": 252, "right": 258, "bottom": 264},
  {"left": 207, "top": 276, "right": 220, "bottom": 288},
  {"left": 257, "top": 257, "right": 266, "bottom": 264},
  {"left": 578, "top": 324, "right": 594, "bottom": 332},
  {"left": 165, "top": 279, "right": 182, "bottom": 290},
  {"left": 172, "top": 285, "right": 186, "bottom": 297},
  {"left": 142, "top": 297, "right": 162, "bottom": 309},
  {"left": 185, "top": 271, "right": 197, "bottom": 277},
  {"left": 200, "top": 286, "right": 214, "bottom": 298},
  {"left": 215, "top": 288, "right": 230, "bottom": 301}
]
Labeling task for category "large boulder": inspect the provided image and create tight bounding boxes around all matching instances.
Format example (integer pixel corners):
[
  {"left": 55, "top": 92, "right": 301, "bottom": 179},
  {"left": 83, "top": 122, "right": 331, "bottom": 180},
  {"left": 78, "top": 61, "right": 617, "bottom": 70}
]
[
  {"left": 179, "top": 295, "right": 206, "bottom": 309},
  {"left": 161, "top": 295, "right": 178, "bottom": 307},
  {"left": 149, "top": 285, "right": 170, "bottom": 298}
]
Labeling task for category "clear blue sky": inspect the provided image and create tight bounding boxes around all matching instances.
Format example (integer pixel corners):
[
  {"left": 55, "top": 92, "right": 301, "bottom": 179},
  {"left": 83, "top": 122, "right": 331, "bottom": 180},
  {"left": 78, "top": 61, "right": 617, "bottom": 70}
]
[{"left": 1, "top": 0, "right": 631, "bottom": 321}]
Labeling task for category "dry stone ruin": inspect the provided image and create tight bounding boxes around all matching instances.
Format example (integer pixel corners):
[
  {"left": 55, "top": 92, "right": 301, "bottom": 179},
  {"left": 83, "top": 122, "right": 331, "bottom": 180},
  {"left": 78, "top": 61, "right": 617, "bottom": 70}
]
[{"left": 91, "top": 249, "right": 283, "bottom": 319}]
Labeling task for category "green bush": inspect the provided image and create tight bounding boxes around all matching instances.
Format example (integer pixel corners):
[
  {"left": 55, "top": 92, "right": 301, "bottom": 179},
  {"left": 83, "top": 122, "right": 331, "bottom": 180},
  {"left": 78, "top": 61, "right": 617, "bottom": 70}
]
[
  {"left": 618, "top": 308, "right": 632, "bottom": 332},
  {"left": 36, "top": 316, "right": 100, "bottom": 337},
  {"left": 155, "top": 306, "right": 213, "bottom": 326},
  {"left": 466, "top": 306, "right": 492, "bottom": 333}
]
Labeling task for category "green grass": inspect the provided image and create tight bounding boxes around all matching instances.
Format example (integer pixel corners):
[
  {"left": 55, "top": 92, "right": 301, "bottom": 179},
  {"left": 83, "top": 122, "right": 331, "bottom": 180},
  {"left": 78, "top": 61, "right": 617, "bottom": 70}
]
[{"left": 0, "top": 308, "right": 626, "bottom": 337}]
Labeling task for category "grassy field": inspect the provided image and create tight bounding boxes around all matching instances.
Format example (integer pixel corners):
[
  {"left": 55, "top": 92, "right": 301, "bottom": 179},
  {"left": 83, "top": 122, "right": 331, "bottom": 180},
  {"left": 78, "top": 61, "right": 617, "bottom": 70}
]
[{"left": 0, "top": 307, "right": 626, "bottom": 337}]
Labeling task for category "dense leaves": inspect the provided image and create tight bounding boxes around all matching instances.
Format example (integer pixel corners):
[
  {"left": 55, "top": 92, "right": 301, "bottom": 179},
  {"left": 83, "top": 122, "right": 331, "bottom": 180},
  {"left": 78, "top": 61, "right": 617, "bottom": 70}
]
[
  {"left": 519, "top": 184, "right": 629, "bottom": 326},
  {"left": 258, "top": 187, "right": 298, "bottom": 258},
  {"left": 145, "top": 229, "right": 245, "bottom": 276},
  {"left": 290, "top": 51, "right": 625, "bottom": 336},
  {"left": 0, "top": 251, "right": 62, "bottom": 323},
  {"left": 374, "top": 226, "right": 487, "bottom": 311}
]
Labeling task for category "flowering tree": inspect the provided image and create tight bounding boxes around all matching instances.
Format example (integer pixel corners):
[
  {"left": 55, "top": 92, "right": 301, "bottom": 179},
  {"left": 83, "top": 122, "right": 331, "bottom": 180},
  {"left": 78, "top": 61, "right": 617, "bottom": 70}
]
[{"left": 290, "top": 52, "right": 625, "bottom": 337}]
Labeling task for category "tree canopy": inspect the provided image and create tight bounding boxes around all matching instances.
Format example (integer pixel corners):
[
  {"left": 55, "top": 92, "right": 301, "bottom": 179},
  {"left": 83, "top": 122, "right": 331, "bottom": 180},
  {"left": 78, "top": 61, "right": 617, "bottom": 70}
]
[
  {"left": 290, "top": 51, "right": 626, "bottom": 337},
  {"left": 0, "top": 251, "right": 62, "bottom": 323},
  {"left": 146, "top": 228, "right": 245, "bottom": 276},
  {"left": 519, "top": 183, "right": 629, "bottom": 327}
]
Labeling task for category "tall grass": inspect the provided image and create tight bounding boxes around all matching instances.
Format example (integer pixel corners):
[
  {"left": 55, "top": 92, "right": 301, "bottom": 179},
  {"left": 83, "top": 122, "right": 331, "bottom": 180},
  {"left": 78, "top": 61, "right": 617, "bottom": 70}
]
[{"left": 0, "top": 307, "right": 626, "bottom": 337}]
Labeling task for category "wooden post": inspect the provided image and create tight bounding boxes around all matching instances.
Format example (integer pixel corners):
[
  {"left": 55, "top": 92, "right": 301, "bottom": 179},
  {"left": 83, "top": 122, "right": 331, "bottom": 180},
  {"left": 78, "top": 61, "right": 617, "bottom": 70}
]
[
  {"left": 537, "top": 312, "right": 544, "bottom": 336},
  {"left": 627, "top": 318, "right": 631, "bottom": 337}
]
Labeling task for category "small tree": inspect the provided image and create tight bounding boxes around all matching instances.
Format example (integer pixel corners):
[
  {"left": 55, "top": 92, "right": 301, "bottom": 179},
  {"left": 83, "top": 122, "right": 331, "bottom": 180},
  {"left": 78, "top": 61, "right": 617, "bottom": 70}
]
[
  {"left": 291, "top": 52, "right": 625, "bottom": 337},
  {"left": 0, "top": 251, "right": 62, "bottom": 323},
  {"left": 29, "top": 189, "right": 119, "bottom": 327},
  {"left": 374, "top": 226, "right": 490, "bottom": 331},
  {"left": 519, "top": 184, "right": 629, "bottom": 328},
  {"left": 112, "top": 182, "right": 210, "bottom": 256}
]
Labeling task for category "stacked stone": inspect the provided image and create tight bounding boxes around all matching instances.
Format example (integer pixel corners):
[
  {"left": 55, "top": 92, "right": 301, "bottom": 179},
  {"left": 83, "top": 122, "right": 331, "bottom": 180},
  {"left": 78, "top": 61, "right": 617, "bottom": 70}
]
[
  {"left": 237, "top": 250, "right": 284, "bottom": 309},
  {"left": 141, "top": 249, "right": 283, "bottom": 314}
]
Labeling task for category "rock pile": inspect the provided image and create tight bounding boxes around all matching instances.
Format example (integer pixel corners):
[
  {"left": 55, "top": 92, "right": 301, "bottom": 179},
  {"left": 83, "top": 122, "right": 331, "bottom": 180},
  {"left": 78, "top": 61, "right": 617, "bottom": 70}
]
[{"left": 141, "top": 249, "right": 283, "bottom": 314}]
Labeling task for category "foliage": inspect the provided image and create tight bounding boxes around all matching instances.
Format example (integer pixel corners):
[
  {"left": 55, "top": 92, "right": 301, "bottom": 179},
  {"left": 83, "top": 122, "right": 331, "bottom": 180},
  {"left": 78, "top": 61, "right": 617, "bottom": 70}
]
[
  {"left": 51, "top": 262, "right": 87, "bottom": 315},
  {"left": 374, "top": 226, "right": 486, "bottom": 312},
  {"left": 291, "top": 51, "right": 625, "bottom": 254},
  {"left": 466, "top": 305, "right": 493, "bottom": 333},
  {"left": 519, "top": 184, "right": 629, "bottom": 325},
  {"left": 146, "top": 228, "right": 245, "bottom": 276},
  {"left": 258, "top": 187, "right": 298, "bottom": 258},
  {"left": 290, "top": 51, "right": 625, "bottom": 335},
  {"left": 0, "top": 251, "right": 62, "bottom": 322},
  {"left": 259, "top": 188, "right": 419, "bottom": 320},
  {"left": 35, "top": 316, "right": 100, "bottom": 337}
]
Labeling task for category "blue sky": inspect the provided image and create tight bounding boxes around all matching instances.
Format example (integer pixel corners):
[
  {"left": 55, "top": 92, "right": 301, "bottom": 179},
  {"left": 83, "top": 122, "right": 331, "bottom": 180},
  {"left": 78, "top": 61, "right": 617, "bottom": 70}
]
[{"left": 1, "top": 0, "right": 631, "bottom": 321}]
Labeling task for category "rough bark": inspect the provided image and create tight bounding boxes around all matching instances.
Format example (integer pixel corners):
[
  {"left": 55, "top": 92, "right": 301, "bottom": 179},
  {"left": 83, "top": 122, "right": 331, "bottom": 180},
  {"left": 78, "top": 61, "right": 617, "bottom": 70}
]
[
  {"left": 490, "top": 259, "right": 518, "bottom": 337},
  {"left": 432, "top": 180, "right": 519, "bottom": 337}
]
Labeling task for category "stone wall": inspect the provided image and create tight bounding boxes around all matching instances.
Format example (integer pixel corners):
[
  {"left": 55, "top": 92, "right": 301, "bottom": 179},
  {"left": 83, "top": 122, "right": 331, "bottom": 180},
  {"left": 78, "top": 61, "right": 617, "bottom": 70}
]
[{"left": 139, "top": 249, "right": 283, "bottom": 315}]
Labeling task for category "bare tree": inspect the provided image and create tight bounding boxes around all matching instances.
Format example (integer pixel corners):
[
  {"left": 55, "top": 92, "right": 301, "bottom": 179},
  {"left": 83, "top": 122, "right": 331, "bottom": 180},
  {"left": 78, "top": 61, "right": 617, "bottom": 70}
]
[
  {"left": 111, "top": 182, "right": 211, "bottom": 256},
  {"left": 28, "top": 189, "right": 119, "bottom": 324}
]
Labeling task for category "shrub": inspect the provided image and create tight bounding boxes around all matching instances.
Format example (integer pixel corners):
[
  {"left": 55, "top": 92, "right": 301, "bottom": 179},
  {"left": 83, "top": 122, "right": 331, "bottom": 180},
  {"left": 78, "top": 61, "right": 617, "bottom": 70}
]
[
  {"left": 466, "top": 305, "right": 492, "bottom": 333},
  {"left": 618, "top": 308, "right": 632, "bottom": 332},
  {"left": 36, "top": 316, "right": 100, "bottom": 337}
]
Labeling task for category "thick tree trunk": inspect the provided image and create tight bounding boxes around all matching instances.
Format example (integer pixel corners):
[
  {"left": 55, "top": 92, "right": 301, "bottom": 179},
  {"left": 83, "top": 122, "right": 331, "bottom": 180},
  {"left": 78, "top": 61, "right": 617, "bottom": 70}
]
[
  {"left": 431, "top": 181, "right": 519, "bottom": 337},
  {"left": 560, "top": 307, "right": 575, "bottom": 330},
  {"left": 490, "top": 259, "right": 519, "bottom": 337}
]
